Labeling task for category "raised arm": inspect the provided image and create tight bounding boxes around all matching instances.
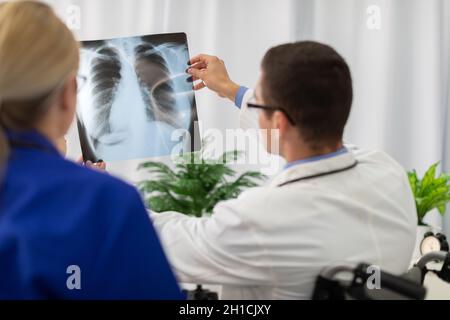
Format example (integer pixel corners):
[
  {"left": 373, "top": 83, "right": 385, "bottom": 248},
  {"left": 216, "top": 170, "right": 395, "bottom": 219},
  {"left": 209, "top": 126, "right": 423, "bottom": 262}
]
[{"left": 187, "top": 54, "right": 258, "bottom": 129}]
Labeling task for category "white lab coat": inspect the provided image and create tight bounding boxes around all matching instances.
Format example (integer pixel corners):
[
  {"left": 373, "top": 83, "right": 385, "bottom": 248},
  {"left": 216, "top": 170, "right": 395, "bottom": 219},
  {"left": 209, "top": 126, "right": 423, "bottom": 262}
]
[{"left": 151, "top": 90, "right": 417, "bottom": 300}]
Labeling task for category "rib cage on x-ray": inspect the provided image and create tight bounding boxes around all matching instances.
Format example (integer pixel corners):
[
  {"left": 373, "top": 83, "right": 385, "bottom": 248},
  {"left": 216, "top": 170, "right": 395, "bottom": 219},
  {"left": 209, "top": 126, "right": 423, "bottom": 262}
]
[
  {"left": 134, "top": 41, "right": 179, "bottom": 127},
  {"left": 88, "top": 39, "right": 181, "bottom": 147},
  {"left": 77, "top": 33, "right": 198, "bottom": 162},
  {"left": 90, "top": 45, "right": 122, "bottom": 145}
]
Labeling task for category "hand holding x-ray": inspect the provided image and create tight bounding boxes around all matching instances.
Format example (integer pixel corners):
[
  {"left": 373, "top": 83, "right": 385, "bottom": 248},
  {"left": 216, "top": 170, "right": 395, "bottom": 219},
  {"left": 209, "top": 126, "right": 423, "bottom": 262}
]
[
  {"left": 188, "top": 54, "right": 240, "bottom": 101},
  {"left": 76, "top": 33, "right": 199, "bottom": 162}
]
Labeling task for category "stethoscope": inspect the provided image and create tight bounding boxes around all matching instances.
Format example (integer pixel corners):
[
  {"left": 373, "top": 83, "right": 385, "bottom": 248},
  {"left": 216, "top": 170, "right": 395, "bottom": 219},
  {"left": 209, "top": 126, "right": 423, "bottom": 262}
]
[{"left": 277, "top": 161, "right": 358, "bottom": 187}]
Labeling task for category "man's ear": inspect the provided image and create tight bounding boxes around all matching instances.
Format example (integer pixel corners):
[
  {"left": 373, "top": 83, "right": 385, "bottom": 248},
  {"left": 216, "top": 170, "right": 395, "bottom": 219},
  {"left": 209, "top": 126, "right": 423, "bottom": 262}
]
[{"left": 274, "top": 111, "right": 289, "bottom": 137}]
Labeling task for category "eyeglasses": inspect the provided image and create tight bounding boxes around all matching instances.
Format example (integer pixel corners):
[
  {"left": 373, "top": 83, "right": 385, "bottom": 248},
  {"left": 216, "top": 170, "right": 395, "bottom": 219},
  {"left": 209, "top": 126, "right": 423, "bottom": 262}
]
[
  {"left": 76, "top": 75, "right": 87, "bottom": 93},
  {"left": 246, "top": 102, "right": 296, "bottom": 125}
]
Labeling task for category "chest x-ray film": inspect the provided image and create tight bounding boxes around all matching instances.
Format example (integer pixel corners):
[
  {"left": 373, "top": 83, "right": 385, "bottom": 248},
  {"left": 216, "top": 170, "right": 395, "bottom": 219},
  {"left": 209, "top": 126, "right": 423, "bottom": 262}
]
[{"left": 76, "top": 33, "right": 199, "bottom": 162}]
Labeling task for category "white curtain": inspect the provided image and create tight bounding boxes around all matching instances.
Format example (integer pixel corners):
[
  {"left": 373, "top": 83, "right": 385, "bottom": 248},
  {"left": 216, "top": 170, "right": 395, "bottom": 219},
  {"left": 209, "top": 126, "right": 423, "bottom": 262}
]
[
  {"left": 293, "top": 0, "right": 450, "bottom": 232},
  {"left": 45, "top": 0, "right": 450, "bottom": 233}
]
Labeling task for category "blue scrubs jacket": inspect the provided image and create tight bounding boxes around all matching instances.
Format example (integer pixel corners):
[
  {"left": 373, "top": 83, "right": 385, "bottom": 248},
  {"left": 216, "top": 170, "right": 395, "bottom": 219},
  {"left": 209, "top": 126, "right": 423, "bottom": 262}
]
[{"left": 0, "top": 130, "right": 185, "bottom": 300}]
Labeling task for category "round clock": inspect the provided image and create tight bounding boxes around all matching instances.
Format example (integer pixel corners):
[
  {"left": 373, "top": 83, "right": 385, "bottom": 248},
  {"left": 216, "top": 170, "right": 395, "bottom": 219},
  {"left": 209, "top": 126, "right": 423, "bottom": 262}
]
[{"left": 420, "top": 232, "right": 449, "bottom": 255}]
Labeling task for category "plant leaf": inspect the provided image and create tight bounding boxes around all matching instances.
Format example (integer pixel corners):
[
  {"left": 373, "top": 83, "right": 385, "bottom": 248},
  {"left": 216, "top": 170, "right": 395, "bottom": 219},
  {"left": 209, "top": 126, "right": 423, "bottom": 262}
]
[
  {"left": 418, "top": 162, "right": 439, "bottom": 197},
  {"left": 407, "top": 170, "right": 419, "bottom": 197}
]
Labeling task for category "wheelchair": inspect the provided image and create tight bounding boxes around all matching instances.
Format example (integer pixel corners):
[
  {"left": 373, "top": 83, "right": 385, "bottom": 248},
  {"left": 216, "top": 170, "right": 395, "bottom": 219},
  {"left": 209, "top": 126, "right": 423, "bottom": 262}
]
[
  {"left": 185, "top": 251, "right": 450, "bottom": 300},
  {"left": 312, "top": 251, "right": 450, "bottom": 300}
]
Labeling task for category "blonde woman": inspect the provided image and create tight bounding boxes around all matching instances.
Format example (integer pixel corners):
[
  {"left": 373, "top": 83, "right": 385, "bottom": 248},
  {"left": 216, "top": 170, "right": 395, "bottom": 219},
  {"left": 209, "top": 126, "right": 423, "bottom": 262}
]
[{"left": 0, "top": 1, "right": 183, "bottom": 299}]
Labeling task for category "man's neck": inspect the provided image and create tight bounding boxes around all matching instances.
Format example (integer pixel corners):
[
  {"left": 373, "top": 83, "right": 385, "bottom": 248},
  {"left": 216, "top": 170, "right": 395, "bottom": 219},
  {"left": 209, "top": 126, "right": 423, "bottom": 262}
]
[{"left": 283, "top": 141, "right": 344, "bottom": 164}]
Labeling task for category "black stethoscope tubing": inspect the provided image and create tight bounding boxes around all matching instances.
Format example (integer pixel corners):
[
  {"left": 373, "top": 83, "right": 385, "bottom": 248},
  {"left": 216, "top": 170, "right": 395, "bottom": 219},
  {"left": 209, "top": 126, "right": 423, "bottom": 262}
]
[{"left": 278, "top": 161, "right": 358, "bottom": 187}]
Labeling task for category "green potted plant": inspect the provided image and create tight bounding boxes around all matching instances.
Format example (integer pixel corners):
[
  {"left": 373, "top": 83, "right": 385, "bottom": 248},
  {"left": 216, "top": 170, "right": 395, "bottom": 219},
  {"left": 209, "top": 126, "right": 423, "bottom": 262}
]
[
  {"left": 407, "top": 162, "right": 450, "bottom": 226},
  {"left": 407, "top": 162, "right": 450, "bottom": 260},
  {"left": 137, "top": 142, "right": 267, "bottom": 217}
]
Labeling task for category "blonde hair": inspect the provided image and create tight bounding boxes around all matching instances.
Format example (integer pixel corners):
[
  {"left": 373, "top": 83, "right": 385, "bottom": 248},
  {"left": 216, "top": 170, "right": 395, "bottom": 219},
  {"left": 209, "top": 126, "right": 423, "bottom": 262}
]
[{"left": 0, "top": 0, "right": 79, "bottom": 167}]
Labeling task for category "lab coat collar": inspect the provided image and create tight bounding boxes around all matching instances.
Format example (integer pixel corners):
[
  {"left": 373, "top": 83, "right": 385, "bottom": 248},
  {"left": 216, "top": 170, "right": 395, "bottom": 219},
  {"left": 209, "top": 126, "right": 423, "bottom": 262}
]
[
  {"left": 283, "top": 147, "right": 348, "bottom": 170},
  {"left": 270, "top": 150, "right": 357, "bottom": 187},
  {"left": 6, "top": 129, "right": 60, "bottom": 156}
]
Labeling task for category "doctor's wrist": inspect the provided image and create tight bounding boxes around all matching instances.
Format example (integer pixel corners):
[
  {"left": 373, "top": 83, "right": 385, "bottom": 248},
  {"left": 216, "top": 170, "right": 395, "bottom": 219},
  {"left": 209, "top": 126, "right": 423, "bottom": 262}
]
[{"left": 222, "top": 81, "right": 240, "bottom": 102}]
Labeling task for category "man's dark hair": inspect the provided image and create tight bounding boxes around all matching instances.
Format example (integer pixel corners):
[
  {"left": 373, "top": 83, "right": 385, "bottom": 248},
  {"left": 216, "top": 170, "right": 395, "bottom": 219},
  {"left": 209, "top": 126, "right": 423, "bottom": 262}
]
[{"left": 261, "top": 41, "right": 353, "bottom": 150}]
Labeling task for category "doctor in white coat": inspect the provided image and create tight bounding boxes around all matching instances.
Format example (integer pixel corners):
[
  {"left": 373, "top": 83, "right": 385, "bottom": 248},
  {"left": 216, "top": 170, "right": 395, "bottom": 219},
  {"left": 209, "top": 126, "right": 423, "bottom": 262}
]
[{"left": 151, "top": 41, "right": 417, "bottom": 299}]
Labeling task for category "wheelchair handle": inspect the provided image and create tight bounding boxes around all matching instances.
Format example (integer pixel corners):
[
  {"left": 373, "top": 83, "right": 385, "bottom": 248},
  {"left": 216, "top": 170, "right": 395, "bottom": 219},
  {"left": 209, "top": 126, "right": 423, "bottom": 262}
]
[{"left": 416, "top": 251, "right": 449, "bottom": 269}]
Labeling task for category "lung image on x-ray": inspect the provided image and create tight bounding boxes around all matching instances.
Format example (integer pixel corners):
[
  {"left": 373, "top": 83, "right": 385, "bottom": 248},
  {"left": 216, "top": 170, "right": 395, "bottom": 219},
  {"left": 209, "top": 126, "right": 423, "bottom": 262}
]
[{"left": 76, "top": 33, "right": 199, "bottom": 162}]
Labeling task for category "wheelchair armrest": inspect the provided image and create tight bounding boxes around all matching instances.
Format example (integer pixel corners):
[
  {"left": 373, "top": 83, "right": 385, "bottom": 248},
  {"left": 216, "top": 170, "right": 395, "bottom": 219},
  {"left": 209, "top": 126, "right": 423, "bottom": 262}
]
[{"left": 356, "top": 264, "right": 426, "bottom": 300}]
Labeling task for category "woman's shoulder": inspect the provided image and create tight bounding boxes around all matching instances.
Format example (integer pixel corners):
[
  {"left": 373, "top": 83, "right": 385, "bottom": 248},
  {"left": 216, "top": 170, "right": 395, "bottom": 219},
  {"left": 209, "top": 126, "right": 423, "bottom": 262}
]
[{"left": 47, "top": 159, "right": 148, "bottom": 227}]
